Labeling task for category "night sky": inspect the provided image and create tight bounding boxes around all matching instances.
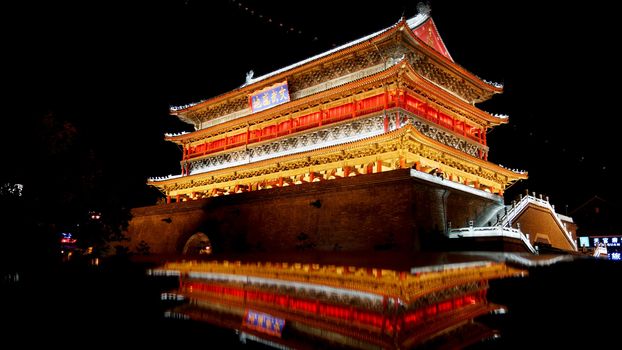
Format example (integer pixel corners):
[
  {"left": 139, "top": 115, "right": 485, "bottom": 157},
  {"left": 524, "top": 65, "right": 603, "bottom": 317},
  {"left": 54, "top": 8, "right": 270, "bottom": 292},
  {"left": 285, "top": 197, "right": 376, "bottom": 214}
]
[{"left": 2, "top": 0, "right": 619, "bottom": 213}]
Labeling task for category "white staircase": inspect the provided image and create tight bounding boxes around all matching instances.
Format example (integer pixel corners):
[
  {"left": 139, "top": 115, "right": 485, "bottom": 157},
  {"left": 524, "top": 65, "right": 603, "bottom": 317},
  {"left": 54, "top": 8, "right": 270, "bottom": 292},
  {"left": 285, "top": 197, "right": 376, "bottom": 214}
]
[{"left": 448, "top": 194, "right": 577, "bottom": 252}]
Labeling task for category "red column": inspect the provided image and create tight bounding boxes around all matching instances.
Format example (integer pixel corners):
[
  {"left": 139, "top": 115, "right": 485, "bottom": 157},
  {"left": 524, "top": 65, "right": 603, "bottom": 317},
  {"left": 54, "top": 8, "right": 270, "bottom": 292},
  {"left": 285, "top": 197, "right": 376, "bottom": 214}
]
[
  {"left": 383, "top": 113, "right": 389, "bottom": 132},
  {"left": 376, "top": 160, "right": 382, "bottom": 173},
  {"left": 166, "top": 196, "right": 171, "bottom": 204},
  {"left": 397, "top": 89, "right": 406, "bottom": 108},
  {"left": 403, "top": 89, "right": 408, "bottom": 110},
  {"left": 344, "top": 166, "right": 350, "bottom": 177},
  {"left": 366, "top": 163, "right": 374, "bottom": 174},
  {"left": 399, "top": 156, "right": 406, "bottom": 169},
  {"left": 278, "top": 177, "right": 283, "bottom": 187},
  {"left": 309, "top": 172, "right": 314, "bottom": 182},
  {"left": 175, "top": 194, "right": 180, "bottom": 203},
  {"left": 384, "top": 90, "right": 389, "bottom": 109}
]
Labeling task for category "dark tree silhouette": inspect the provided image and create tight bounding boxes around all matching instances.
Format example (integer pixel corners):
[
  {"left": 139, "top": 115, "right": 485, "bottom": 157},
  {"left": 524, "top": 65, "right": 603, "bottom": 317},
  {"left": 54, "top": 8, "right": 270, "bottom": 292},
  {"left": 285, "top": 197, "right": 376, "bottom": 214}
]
[{"left": 0, "top": 105, "right": 187, "bottom": 270}]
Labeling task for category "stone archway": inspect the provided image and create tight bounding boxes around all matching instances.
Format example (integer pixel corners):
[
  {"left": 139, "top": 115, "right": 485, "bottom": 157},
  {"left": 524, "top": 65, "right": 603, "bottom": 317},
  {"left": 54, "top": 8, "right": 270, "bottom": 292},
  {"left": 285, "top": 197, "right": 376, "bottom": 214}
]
[{"left": 182, "top": 232, "right": 212, "bottom": 256}]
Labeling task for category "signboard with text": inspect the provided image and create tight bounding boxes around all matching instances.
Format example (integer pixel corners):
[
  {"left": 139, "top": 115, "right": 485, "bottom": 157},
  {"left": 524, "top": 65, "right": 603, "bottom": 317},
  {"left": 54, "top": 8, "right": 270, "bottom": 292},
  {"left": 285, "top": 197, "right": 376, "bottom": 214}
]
[
  {"left": 249, "top": 81, "right": 290, "bottom": 113},
  {"left": 243, "top": 309, "right": 285, "bottom": 337},
  {"left": 579, "top": 235, "right": 622, "bottom": 260}
]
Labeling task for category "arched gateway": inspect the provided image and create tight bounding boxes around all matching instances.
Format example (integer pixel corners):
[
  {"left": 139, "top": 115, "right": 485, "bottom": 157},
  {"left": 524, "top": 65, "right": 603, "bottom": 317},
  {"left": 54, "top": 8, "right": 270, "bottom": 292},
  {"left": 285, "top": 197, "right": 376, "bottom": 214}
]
[{"left": 182, "top": 232, "right": 212, "bottom": 256}]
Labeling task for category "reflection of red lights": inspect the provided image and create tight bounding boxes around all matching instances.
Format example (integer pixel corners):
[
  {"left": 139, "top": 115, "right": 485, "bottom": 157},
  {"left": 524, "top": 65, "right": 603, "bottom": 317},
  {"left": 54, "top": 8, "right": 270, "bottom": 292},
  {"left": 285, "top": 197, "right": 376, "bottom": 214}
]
[
  {"left": 185, "top": 281, "right": 386, "bottom": 328},
  {"left": 60, "top": 238, "right": 77, "bottom": 244},
  {"left": 438, "top": 300, "right": 453, "bottom": 312},
  {"left": 183, "top": 281, "right": 487, "bottom": 331},
  {"left": 464, "top": 295, "right": 477, "bottom": 304}
]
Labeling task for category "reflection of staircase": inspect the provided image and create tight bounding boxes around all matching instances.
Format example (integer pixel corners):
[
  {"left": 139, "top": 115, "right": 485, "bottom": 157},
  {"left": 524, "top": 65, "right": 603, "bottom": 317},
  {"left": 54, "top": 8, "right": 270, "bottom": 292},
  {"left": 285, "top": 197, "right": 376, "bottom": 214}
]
[{"left": 448, "top": 194, "right": 577, "bottom": 253}]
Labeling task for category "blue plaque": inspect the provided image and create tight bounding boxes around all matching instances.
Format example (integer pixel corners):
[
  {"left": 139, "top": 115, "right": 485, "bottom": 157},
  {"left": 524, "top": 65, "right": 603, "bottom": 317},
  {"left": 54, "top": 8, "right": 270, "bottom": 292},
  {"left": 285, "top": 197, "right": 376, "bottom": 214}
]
[{"left": 250, "top": 81, "right": 290, "bottom": 113}]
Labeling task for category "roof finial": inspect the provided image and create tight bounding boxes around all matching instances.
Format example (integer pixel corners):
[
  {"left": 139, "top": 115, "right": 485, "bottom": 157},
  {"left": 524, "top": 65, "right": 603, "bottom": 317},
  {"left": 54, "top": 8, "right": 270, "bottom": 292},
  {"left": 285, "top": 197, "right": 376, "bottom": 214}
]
[
  {"left": 416, "top": 2, "right": 431, "bottom": 16},
  {"left": 245, "top": 70, "right": 255, "bottom": 84}
]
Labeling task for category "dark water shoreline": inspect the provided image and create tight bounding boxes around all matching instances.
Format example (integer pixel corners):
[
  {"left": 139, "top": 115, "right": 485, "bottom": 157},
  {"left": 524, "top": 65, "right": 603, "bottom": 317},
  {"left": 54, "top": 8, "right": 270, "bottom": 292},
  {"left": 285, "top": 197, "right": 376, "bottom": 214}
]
[
  {"left": 4, "top": 256, "right": 620, "bottom": 348},
  {"left": 473, "top": 257, "right": 622, "bottom": 349}
]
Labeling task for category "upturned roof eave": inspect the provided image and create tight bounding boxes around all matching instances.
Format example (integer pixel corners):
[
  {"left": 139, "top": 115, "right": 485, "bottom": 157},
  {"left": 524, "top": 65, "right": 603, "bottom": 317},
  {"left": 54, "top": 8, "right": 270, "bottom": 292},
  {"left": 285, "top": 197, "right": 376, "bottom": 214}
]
[
  {"left": 170, "top": 21, "right": 404, "bottom": 117},
  {"left": 166, "top": 60, "right": 506, "bottom": 144},
  {"left": 402, "top": 18, "right": 503, "bottom": 96}
]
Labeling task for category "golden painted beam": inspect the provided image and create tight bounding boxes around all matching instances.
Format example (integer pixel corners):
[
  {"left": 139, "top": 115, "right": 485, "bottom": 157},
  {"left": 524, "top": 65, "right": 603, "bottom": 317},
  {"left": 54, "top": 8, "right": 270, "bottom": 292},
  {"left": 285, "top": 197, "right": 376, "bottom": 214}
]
[{"left": 151, "top": 125, "right": 526, "bottom": 199}]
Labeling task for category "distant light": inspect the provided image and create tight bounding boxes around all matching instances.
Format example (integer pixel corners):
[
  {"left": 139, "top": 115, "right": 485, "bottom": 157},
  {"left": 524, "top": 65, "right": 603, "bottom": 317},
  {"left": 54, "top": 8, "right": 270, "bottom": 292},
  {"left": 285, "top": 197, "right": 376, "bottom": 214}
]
[
  {"left": 60, "top": 232, "right": 77, "bottom": 244},
  {"left": 161, "top": 293, "right": 185, "bottom": 301},
  {"left": 1, "top": 183, "right": 23, "bottom": 197},
  {"left": 493, "top": 307, "right": 507, "bottom": 315}
]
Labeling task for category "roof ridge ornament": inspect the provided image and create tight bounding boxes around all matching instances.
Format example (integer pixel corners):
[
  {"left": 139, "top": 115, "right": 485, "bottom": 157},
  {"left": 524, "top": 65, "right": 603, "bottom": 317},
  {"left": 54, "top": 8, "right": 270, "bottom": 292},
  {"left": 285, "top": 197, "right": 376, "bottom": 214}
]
[
  {"left": 245, "top": 70, "right": 255, "bottom": 85},
  {"left": 416, "top": 2, "right": 431, "bottom": 16}
]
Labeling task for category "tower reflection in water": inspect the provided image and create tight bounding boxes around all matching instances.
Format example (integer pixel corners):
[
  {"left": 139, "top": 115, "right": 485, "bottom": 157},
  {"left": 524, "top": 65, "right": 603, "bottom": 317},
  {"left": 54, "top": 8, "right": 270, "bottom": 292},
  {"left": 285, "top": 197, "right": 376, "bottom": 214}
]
[{"left": 151, "top": 260, "right": 525, "bottom": 349}]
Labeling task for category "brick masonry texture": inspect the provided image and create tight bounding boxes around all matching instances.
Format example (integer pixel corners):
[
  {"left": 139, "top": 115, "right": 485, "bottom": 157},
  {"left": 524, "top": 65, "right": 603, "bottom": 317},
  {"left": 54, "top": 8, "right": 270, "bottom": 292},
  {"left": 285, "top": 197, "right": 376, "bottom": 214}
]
[{"left": 127, "top": 169, "right": 501, "bottom": 255}]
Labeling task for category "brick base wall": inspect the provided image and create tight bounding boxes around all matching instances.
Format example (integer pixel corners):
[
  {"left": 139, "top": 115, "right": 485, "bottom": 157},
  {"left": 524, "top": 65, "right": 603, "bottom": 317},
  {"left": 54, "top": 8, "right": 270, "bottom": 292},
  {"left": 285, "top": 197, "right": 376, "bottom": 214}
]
[{"left": 126, "top": 169, "right": 501, "bottom": 256}]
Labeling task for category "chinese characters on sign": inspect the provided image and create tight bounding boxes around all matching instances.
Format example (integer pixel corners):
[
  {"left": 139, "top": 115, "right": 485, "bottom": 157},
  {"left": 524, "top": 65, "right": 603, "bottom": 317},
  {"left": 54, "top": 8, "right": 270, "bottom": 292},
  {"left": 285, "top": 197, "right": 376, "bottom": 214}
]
[
  {"left": 592, "top": 237, "right": 621, "bottom": 247},
  {"left": 243, "top": 309, "right": 285, "bottom": 337},
  {"left": 249, "top": 81, "right": 290, "bottom": 113},
  {"left": 582, "top": 235, "right": 622, "bottom": 260}
]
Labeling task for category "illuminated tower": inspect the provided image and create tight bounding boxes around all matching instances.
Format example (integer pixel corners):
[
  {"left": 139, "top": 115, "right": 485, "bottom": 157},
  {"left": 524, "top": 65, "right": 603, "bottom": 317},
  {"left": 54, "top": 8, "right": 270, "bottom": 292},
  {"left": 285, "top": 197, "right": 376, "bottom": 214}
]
[{"left": 149, "top": 10, "right": 525, "bottom": 202}]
